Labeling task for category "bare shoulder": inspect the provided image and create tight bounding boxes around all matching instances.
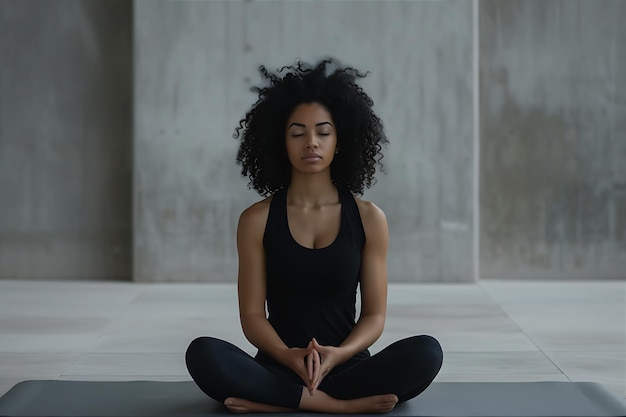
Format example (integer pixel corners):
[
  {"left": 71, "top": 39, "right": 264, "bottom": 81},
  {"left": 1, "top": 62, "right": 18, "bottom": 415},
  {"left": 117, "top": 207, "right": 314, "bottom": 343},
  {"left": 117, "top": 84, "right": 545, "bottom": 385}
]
[
  {"left": 238, "top": 196, "right": 273, "bottom": 239},
  {"left": 240, "top": 196, "right": 272, "bottom": 222},
  {"left": 354, "top": 197, "right": 388, "bottom": 237}
]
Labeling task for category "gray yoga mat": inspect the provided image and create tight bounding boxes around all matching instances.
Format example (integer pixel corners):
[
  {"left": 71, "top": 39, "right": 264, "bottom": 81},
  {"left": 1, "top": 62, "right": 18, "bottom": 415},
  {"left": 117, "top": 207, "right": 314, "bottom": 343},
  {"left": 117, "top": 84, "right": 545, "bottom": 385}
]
[{"left": 0, "top": 380, "right": 624, "bottom": 417}]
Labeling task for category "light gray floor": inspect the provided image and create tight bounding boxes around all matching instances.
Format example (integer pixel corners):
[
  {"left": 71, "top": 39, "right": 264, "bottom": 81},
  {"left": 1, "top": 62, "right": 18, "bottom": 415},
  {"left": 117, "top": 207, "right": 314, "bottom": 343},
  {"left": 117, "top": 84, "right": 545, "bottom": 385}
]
[{"left": 0, "top": 280, "right": 624, "bottom": 405}]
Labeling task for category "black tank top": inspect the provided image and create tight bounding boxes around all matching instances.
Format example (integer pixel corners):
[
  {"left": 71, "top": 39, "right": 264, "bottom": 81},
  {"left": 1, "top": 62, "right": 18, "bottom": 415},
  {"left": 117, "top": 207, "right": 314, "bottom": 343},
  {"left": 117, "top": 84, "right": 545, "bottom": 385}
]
[{"left": 258, "top": 186, "right": 370, "bottom": 363}]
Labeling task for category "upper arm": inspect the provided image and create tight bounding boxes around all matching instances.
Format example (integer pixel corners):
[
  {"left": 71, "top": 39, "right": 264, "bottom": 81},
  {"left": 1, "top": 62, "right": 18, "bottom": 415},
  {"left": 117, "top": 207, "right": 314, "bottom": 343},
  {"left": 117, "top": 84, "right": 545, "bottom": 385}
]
[
  {"left": 356, "top": 200, "right": 389, "bottom": 318},
  {"left": 236, "top": 200, "right": 270, "bottom": 323}
]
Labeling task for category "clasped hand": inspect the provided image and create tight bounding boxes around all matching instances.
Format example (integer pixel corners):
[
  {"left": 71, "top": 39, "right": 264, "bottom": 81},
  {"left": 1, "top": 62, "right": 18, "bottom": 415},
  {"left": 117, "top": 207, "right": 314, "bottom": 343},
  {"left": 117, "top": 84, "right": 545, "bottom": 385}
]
[{"left": 285, "top": 338, "right": 339, "bottom": 396}]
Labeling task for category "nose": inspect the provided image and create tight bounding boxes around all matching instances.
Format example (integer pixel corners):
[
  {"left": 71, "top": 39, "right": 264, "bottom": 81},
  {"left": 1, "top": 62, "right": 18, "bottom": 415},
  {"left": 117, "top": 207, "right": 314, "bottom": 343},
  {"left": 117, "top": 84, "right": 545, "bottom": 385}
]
[{"left": 305, "top": 134, "right": 319, "bottom": 149}]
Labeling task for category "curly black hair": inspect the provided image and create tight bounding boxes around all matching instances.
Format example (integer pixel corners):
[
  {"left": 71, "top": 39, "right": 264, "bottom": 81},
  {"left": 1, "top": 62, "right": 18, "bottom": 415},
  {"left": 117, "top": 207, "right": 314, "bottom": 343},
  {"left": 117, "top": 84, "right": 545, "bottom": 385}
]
[{"left": 234, "top": 58, "right": 388, "bottom": 196}]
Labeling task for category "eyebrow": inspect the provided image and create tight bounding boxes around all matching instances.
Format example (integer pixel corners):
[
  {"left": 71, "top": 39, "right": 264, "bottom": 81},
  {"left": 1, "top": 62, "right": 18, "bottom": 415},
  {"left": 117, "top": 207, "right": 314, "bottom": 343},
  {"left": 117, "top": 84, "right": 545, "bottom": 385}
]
[{"left": 288, "top": 121, "right": 333, "bottom": 129}]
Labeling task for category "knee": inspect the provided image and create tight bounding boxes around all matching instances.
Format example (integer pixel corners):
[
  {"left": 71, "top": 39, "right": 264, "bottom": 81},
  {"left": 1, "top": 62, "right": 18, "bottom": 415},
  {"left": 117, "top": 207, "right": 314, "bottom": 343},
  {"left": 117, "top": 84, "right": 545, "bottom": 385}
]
[
  {"left": 185, "top": 337, "right": 232, "bottom": 401},
  {"left": 185, "top": 336, "right": 224, "bottom": 375},
  {"left": 409, "top": 335, "right": 444, "bottom": 377},
  {"left": 423, "top": 335, "right": 444, "bottom": 375},
  {"left": 186, "top": 336, "right": 210, "bottom": 360}
]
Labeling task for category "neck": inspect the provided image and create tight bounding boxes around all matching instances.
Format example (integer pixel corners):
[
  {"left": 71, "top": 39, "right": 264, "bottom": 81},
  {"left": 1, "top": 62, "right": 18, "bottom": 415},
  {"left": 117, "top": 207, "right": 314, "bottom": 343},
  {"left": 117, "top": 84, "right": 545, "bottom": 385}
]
[{"left": 287, "top": 172, "right": 337, "bottom": 206}]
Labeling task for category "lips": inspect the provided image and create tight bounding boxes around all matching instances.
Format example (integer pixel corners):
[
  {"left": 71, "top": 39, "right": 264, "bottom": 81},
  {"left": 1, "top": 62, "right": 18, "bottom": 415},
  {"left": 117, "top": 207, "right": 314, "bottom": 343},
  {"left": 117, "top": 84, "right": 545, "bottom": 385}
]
[{"left": 301, "top": 153, "right": 322, "bottom": 160}]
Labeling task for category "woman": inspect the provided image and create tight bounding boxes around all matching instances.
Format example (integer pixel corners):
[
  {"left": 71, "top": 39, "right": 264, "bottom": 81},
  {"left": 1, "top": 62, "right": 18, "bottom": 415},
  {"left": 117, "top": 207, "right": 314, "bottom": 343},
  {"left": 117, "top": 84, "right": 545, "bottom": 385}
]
[{"left": 186, "top": 58, "right": 443, "bottom": 414}]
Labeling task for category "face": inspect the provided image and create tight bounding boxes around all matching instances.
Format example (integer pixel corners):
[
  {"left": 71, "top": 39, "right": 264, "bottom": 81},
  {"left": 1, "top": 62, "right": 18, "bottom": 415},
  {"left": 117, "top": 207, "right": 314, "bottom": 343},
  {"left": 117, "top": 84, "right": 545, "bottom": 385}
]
[{"left": 285, "top": 102, "right": 338, "bottom": 175}]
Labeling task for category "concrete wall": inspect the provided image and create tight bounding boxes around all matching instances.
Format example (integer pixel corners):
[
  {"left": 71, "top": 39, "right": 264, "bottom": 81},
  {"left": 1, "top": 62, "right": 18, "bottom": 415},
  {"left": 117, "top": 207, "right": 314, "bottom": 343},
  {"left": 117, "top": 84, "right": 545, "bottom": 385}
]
[
  {"left": 2, "top": 0, "right": 624, "bottom": 282},
  {"left": 133, "top": 0, "right": 475, "bottom": 282},
  {"left": 0, "top": 0, "right": 132, "bottom": 279},
  {"left": 480, "top": 0, "right": 626, "bottom": 279}
]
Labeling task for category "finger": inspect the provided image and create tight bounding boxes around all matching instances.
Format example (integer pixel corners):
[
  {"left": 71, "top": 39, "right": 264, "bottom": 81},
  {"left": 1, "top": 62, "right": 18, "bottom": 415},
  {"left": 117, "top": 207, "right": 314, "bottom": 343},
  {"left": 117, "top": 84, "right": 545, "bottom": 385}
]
[
  {"left": 311, "top": 350, "right": 322, "bottom": 395},
  {"left": 306, "top": 351, "right": 312, "bottom": 381},
  {"left": 315, "top": 366, "right": 322, "bottom": 387},
  {"left": 311, "top": 350, "right": 321, "bottom": 393},
  {"left": 313, "top": 378, "right": 321, "bottom": 392},
  {"left": 312, "top": 339, "right": 325, "bottom": 367},
  {"left": 313, "top": 368, "right": 323, "bottom": 391},
  {"left": 297, "top": 363, "right": 312, "bottom": 393},
  {"left": 312, "top": 338, "right": 325, "bottom": 355}
]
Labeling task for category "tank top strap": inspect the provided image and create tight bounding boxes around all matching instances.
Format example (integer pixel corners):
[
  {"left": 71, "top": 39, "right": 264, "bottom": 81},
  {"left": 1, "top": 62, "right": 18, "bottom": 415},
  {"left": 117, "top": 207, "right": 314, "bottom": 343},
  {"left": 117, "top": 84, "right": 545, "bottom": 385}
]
[
  {"left": 263, "top": 187, "right": 288, "bottom": 247},
  {"left": 337, "top": 187, "right": 366, "bottom": 248}
]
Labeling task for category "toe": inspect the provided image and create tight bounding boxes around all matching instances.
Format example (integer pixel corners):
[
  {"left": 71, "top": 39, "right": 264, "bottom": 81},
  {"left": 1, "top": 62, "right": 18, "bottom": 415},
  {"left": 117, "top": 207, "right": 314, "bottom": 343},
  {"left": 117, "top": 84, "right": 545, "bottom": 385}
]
[{"left": 226, "top": 406, "right": 246, "bottom": 413}]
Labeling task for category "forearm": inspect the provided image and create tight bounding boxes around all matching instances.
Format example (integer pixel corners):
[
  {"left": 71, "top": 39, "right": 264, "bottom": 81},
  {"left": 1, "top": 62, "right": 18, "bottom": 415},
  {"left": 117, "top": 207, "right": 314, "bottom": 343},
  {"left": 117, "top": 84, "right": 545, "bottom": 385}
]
[
  {"left": 240, "top": 314, "right": 290, "bottom": 363},
  {"left": 336, "top": 313, "right": 385, "bottom": 363}
]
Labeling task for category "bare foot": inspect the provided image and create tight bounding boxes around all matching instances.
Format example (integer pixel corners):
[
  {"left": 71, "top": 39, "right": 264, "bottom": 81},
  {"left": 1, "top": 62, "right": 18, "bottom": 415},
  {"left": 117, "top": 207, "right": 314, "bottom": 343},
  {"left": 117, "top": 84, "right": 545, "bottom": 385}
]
[
  {"left": 224, "top": 391, "right": 399, "bottom": 414},
  {"left": 342, "top": 394, "right": 399, "bottom": 414},
  {"left": 224, "top": 397, "right": 296, "bottom": 414},
  {"left": 300, "top": 389, "right": 399, "bottom": 414}
]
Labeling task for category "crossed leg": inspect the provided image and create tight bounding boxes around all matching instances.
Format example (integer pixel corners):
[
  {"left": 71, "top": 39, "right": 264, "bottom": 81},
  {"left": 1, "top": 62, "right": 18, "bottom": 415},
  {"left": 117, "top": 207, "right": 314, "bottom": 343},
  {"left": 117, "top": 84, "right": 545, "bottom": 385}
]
[{"left": 186, "top": 335, "right": 442, "bottom": 414}]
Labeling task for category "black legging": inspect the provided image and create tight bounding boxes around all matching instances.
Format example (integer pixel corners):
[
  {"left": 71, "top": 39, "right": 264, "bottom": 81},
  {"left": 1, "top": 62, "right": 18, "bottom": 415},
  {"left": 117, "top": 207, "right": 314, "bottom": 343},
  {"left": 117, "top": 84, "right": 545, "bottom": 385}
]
[{"left": 185, "top": 335, "right": 443, "bottom": 409}]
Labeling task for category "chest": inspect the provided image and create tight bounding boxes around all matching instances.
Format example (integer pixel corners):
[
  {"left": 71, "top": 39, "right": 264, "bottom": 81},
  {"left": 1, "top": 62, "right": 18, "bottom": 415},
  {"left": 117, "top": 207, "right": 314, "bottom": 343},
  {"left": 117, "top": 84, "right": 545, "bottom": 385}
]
[
  {"left": 287, "top": 203, "right": 341, "bottom": 249},
  {"left": 264, "top": 194, "right": 363, "bottom": 294}
]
